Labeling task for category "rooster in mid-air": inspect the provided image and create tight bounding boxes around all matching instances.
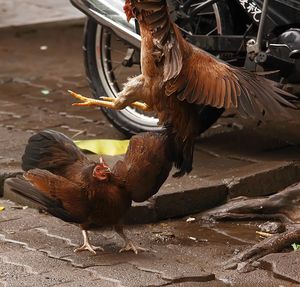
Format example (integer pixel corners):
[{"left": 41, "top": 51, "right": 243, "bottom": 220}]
[
  {"left": 7, "top": 130, "right": 172, "bottom": 254},
  {"left": 69, "top": 0, "right": 296, "bottom": 177}
]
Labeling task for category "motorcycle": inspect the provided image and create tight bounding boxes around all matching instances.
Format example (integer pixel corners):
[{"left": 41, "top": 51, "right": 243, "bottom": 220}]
[{"left": 70, "top": 0, "right": 300, "bottom": 135}]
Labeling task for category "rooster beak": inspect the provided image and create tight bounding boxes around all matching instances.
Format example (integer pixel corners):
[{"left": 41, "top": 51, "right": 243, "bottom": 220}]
[
  {"left": 104, "top": 167, "right": 111, "bottom": 173},
  {"left": 99, "top": 156, "right": 108, "bottom": 167},
  {"left": 99, "top": 157, "right": 111, "bottom": 173}
]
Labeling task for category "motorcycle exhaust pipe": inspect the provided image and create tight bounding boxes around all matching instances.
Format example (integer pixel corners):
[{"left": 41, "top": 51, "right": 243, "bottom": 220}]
[{"left": 71, "top": 0, "right": 141, "bottom": 48}]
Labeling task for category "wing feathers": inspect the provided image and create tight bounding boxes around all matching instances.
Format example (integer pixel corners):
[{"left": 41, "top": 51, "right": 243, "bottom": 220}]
[{"left": 167, "top": 50, "right": 296, "bottom": 119}]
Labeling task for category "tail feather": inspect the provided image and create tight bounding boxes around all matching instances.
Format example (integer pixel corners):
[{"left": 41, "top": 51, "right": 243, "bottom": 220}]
[
  {"left": 22, "top": 130, "right": 87, "bottom": 172},
  {"left": 160, "top": 127, "right": 192, "bottom": 177},
  {"left": 6, "top": 177, "right": 82, "bottom": 223}
]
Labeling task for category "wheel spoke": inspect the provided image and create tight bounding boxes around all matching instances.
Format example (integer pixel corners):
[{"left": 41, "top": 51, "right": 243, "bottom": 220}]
[
  {"left": 195, "top": 12, "right": 215, "bottom": 16},
  {"left": 206, "top": 27, "right": 217, "bottom": 36}
]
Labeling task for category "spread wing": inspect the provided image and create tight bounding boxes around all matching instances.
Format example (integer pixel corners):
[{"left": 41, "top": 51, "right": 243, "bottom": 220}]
[
  {"left": 112, "top": 132, "right": 172, "bottom": 202},
  {"left": 165, "top": 48, "right": 296, "bottom": 119},
  {"left": 134, "top": 0, "right": 296, "bottom": 119}
]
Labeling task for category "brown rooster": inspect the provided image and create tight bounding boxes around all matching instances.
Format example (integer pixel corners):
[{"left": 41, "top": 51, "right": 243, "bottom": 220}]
[
  {"left": 7, "top": 130, "right": 172, "bottom": 254},
  {"left": 69, "top": 0, "right": 296, "bottom": 177}
]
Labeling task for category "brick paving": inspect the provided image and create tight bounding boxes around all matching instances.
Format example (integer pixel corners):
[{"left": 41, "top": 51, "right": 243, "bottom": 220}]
[
  {"left": 1, "top": 1, "right": 300, "bottom": 286},
  {"left": 2, "top": 198, "right": 300, "bottom": 286}
]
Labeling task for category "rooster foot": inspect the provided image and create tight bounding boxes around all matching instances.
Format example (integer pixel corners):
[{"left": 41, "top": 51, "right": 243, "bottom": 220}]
[
  {"left": 68, "top": 90, "right": 150, "bottom": 111},
  {"left": 74, "top": 230, "right": 104, "bottom": 255},
  {"left": 119, "top": 240, "right": 148, "bottom": 254},
  {"left": 74, "top": 243, "right": 104, "bottom": 255},
  {"left": 68, "top": 90, "right": 117, "bottom": 109}
]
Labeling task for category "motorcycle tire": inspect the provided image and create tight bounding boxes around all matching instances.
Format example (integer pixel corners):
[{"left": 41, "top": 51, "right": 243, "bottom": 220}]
[{"left": 83, "top": 0, "right": 234, "bottom": 135}]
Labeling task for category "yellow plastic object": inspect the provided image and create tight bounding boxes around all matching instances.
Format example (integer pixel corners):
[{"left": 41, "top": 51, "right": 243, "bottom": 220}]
[
  {"left": 0, "top": 207, "right": 5, "bottom": 212},
  {"left": 74, "top": 139, "right": 129, "bottom": 156}
]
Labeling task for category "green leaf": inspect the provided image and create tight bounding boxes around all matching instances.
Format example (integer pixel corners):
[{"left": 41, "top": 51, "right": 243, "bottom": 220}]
[{"left": 291, "top": 243, "right": 300, "bottom": 251}]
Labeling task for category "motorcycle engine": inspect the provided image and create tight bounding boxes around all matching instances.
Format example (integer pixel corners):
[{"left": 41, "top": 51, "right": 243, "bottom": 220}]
[{"left": 265, "top": 28, "right": 300, "bottom": 84}]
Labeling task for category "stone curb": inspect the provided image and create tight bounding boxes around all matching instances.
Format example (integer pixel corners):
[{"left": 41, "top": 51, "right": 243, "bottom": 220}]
[{"left": 219, "top": 161, "right": 300, "bottom": 198}]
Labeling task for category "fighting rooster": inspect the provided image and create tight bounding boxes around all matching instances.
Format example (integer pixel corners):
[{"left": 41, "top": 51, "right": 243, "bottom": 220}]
[
  {"left": 7, "top": 130, "right": 172, "bottom": 254},
  {"left": 69, "top": 0, "right": 296, "bottom": 177}
]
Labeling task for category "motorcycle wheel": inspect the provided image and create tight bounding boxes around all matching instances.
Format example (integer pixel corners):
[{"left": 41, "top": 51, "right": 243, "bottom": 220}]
[{"left": 83, "top": 1, "right": 234, "bottom": 135}]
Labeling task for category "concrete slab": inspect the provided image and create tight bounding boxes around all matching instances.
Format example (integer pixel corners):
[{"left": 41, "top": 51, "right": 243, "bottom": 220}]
[
  {"left": 260, "top": 251, "right": 300, "bottom": 284},
  {"left": 1, "top": 198, "right": 299, "bottom": 287}
]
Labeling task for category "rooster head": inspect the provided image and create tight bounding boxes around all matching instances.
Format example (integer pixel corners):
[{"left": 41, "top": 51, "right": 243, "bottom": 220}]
[
  {"left": 123, "top": 0, "right": 135, "bottom": 22},
  {"left": 93, "top": 157, "right": 111, "bottom": 182}
]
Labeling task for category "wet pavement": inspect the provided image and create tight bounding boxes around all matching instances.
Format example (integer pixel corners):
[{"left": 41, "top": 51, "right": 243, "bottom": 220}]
[
  {"left": 1, "top": 4, "right": 300, "bottom": 286},
  {"left": 1, "top": 197, "right": 300, "bottom": 287},
  {"left": 0, "top": 0, "right": 84, "bottom": 29}
]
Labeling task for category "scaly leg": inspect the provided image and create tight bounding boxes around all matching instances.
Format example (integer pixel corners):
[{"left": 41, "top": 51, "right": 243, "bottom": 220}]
[
  {"left": 68, "top": 90, "right": 150, "bottom": 111},
  {"left": 74, "top": 230, "right": 104, "bottom": 255},
  {"left": 115, "top": 225, "right": 148, "bottom": 254}
]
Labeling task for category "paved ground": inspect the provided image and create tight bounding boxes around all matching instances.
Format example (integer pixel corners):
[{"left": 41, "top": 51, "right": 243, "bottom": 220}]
[
  {"left": 0, "top": 0, "right": 84, "bottom": 29},
  {"left": 3, "top": 197, "right": 300, "bottom": 287},
  {"left": 1, "top": 1, "right": 300, "bottom": 286}
]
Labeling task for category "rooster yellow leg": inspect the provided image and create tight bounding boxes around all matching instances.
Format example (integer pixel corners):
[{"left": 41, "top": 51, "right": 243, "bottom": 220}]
[
  {"left": 68, "top": 90, "right": 150, "bottom": 111},
  {"left": 74, "top": 230, "right": 104, "bottom": 255},
  {"left": 115, "top": 225, "right": 148, "bottom": 254}
]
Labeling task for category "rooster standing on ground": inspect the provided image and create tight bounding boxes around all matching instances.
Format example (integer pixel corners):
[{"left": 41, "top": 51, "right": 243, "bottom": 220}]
[
  {"left": 69, "top": 0, "right": 296, "bottom": 177},
  {"left": 7, "top": 130, "right": 172, "bottom": 254}
]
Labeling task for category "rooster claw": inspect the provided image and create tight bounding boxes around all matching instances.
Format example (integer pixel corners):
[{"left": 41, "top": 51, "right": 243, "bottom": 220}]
[
  {"left": 74, "top": 243, "right": 104, "bottom": 255},
  {"left": 119, "top": 241, "right": 149, "bottom": 254},
  {"left": 75, "top": 230, "right": 104, "bottom": 254}
]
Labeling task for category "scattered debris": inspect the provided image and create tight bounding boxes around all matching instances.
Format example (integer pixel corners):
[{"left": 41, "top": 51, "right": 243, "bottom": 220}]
[
  {"left": 188, "top": 175, "right": 198, "bottom": 179},
  {"left": 258, "top": 221, "right": 285, "bottom": 234},
  {"left": 188, "top": 236, "right": 197, "bottom": 241},
  {"left": 71, "top": 130, "right": 86, "bottom": 139},
  {"left": 11, "top": 205, "right": 28, "bottom": 210},
  {"left": 256, "top": 231, "right": 272, "bottom": 238},
  {"left": 186, "top": 217, "right": 196, "bottom": 223},
  {"left": 41, "top": 89, "right": 50, "bottom": 95},
  {"left": 198, "top": 238, "right": 208, "bottom": 243}
]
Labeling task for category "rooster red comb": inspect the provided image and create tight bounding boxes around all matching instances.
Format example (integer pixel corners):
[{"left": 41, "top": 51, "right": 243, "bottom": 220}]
[{"left": 123, "top": 0, "right": 135, "bottom": 22}]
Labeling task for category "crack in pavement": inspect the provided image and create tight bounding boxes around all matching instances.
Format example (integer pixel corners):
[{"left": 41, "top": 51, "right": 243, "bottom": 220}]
[
  {"left": 146, "top": 274, "right": 216, "bottom": 287},
  {"left": 0, "top": 217, "right": 23, "bottom": 224},
  {"left": 34, "top": 227, "right": 77, "bottom": 247},
  {"left": 0, "top": 254, "right": 39, "bottom": 275},
  {"left": 259, "top": 259, "right": 300, "bottom": 284},
  {"left": 0, "top": 233, "right": 36, "bottom": 252},
  {"left": 198, "top": 146, "right": 261, "bottom": 164}
]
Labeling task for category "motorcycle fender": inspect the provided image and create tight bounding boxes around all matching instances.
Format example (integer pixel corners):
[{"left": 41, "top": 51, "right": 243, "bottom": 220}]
[{"left": 70, "top": 0, "right": 141, "bottom": 48}]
